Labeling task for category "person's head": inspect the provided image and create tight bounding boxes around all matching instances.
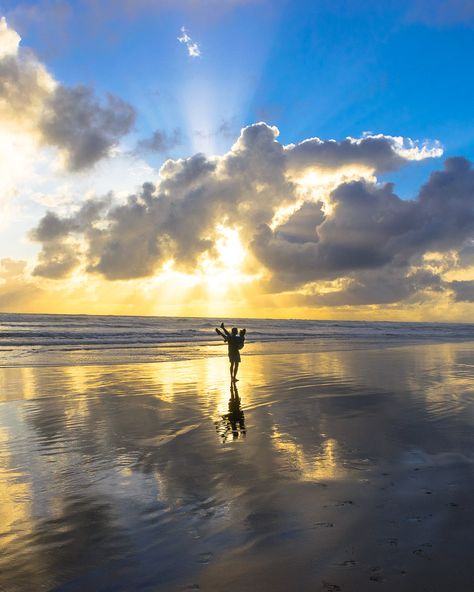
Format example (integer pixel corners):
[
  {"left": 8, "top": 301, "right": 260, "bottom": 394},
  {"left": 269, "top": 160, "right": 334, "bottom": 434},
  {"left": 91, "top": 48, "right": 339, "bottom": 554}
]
[
  {"left": 231, "top": 327, "right": 238, "bottom": 335},
  {"left": 239, "top": 328, "right": 246, "bottom": 337}
]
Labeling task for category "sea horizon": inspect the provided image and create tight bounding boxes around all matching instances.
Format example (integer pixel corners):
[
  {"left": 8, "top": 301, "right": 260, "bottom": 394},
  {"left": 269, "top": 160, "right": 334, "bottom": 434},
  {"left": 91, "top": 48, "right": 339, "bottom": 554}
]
[
  {"left": 2, "top": 312, "right": 474, "bottom": 368},
  {"left": 2, "top": 310, "right": 474, "bottom": 325}
]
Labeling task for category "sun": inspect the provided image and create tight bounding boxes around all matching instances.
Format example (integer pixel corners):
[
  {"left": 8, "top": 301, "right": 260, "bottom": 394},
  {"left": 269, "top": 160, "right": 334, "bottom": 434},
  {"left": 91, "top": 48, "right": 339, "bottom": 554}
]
[
  {"left": 198, "top": 224, "right": 250, "bottom": 292},
  {"left": 133, "top": 224, "right": 258, "bottom": 316},
  {"left": 214, "top": 225, "right": 246, "bottom": 269}
]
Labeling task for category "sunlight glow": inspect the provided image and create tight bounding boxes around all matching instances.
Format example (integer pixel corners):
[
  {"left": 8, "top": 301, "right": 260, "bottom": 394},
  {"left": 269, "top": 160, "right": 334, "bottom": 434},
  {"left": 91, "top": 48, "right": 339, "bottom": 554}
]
[
  {"left": 214, "top": 225, "right": 246, "bottom": 268},
  {"left": 182, "top": 83, "right": 218, "bottom": 154},
  {"left": 126, "top": 224, "right": 259, "bottom": 316},
  {"left": 270, "top": 165, "right": 376, "bottom": 229},
  {"left": 0, "top": 428, "right": 31, "bottom": 548},
  {"left": 0, "top": 130, "right": 40, "bottom": 227}
]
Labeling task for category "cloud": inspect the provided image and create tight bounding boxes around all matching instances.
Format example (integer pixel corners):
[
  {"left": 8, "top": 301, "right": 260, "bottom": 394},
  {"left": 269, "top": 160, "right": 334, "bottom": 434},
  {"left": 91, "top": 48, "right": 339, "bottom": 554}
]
[
  {"left": 252, "top": 180, "right": 419, "bottom": 288},
  {"left": 253, "top": 156, "right": 474, "bottom": 298},
  {"left": 0, "top": 17, "right": 55, "bottom": 129},
  {"left": 39, "top": 86, "right": 135, "bottom": 171},
  {"left": 0, "top": 17, "right": 135, "bottom": 170},
  {"left": 0, "top": 15, "right": 21, "bottom": 57},
  {"left": 297, "top": 268, "right": 443, "bottom": 307},
  {"left": 449, "top": 280, "right": 474, "bottom": 302},
  {"left": 30, "top": 211, "right": 76, "bottom": 242},
  {"left": 29, "top": 121, "right": 464, "bottom": 309},
  {"left": 29, "top": 198, "right": 110, "bottom": 278},
  {"left": 135, "top": 128, "right": 182, "bottom": 154},
  {"left": 457, "top": 243, "right": 474, "bottom": 267},
  {"left": 0, "top": 258, "right": 42, "bottom": 309},
  {"left": 32, "top": 241, "right": 80, "bottom": 279},
  {"left": 285, "top": 133, "right": 442, "bottom": 174},
  {"left": 28, "top": 122, "right": 474, "bottom": 308},
  {"left": 177, "top": 26, "right": 201, "bottom": 57}
]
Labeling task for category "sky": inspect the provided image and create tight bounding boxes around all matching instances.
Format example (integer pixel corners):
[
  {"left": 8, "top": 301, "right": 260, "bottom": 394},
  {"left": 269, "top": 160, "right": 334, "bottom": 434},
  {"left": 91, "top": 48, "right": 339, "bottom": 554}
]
[{"left": 0, "top": 0, "right": 474, "bottom": 320}]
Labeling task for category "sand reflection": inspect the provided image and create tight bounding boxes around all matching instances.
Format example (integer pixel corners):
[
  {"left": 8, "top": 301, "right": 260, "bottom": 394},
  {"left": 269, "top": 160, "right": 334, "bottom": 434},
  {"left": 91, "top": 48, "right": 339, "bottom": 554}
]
[
  {"left": 271, "top": 427, "right": 344, "bottom": 481},
  {"left": 215, "top": 383, "right": 246, "bottom": 443},
  {"left": 0, "top": 428, "right": 32, "bottom": 548},
  {"left": 1, "top": 342, "right": 474, "bottom": 590}
]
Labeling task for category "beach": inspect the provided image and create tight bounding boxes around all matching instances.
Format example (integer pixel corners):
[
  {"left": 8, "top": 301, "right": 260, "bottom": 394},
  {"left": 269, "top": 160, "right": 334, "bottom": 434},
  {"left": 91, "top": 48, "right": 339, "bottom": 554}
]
[
  {"left": 1, "top": 317, "right": 474, "bottom": 591},
  {"left": 2, "top": 1, "right": 474, "bottom": 589}
]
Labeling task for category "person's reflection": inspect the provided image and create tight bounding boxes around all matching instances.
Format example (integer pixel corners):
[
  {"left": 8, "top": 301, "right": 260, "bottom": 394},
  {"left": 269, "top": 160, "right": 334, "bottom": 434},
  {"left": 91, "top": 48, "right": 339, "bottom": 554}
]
[{"left": 217, "top": 383, "right": 246, "bottom": 443}]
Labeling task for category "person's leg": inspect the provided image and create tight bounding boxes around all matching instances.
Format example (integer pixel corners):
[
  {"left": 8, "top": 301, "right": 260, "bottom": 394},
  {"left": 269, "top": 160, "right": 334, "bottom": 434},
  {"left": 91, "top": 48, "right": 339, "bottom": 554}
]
[
  {"left": 230, "top": 361, "right": 234, "bottom": 379},
  {"left": 233, "top": 362, "right": 239, "bottom": 380}
]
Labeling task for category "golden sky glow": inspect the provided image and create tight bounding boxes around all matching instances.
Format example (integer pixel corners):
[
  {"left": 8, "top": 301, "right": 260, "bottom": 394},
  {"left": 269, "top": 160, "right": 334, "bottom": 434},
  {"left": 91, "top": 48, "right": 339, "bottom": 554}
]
[{"left": 0, "top": 16, "right": 473, "bottom": 321}]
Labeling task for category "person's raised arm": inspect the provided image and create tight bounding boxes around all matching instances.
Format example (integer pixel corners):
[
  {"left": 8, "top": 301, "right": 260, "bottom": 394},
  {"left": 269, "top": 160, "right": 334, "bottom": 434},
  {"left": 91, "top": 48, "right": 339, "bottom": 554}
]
[{"left": 215, "top": 327, "right": 227, "bottom": 341}]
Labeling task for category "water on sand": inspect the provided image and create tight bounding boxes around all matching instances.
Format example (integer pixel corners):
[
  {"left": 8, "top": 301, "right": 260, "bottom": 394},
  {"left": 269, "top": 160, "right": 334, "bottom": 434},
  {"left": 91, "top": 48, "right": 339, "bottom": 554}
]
[{"left": 1, "top": 341, "right": 474, "bottom": 591}]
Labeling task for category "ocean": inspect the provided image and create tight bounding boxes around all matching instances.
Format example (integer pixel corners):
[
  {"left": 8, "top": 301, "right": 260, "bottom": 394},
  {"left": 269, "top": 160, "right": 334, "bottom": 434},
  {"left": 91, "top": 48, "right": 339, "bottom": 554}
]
[{"left": 1, "top": 312, "right": 473, "bottom": 366}]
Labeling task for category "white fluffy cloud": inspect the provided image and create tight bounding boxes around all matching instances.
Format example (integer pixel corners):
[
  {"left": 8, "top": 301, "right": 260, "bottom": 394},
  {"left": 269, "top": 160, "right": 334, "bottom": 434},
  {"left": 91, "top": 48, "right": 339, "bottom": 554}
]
[
  {"left": 284, "top": 133, "right": 442, "bottom": 174},
  {"left": 0, "top": 15, "right": 21, "bottom": 57},
  {"left": 177, "top": 26, "right": 201, "bottom": 58}
]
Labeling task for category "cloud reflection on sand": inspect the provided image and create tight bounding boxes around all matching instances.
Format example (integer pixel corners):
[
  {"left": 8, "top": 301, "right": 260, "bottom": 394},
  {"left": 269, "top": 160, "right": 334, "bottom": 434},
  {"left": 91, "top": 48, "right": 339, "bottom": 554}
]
[
  {"left": 1, "top": 342, "right": 474, "bottom": 590},
  {"left": 271, "top": 429, "right": 344, "bottom": 481},
  {"left": 0, "top": 428, "right": 32, "bottom": 547}
]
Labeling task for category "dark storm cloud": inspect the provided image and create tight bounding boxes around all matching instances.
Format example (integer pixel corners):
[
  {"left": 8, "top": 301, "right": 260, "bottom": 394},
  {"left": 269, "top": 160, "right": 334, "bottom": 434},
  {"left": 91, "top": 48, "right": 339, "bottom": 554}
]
[
  {"left": 30, "top": 211, "right": 75, "bottom": 242},
  {"left": 30, "top": 123, "right": 474, "bottom": 305},
  {"left": 457, "top": 243, "right": 474, "bottom": 267},
  {"left": 39, "top": 86, "right": 135, "bottom": 171},
  {"left": 252, "top": 157, "right": 474, "bottom": 293},
  {"left": 414, "top": 158, "right": 474, "bottom": 250},
  {"left": 276, "top": 202, "right": 325, "bottom": 244},
  {"left": 449, "top": 280, "right": 474, "bottom": 303},
  {"left": 251, "top": 181, "right": 416, "bottom": 288}
]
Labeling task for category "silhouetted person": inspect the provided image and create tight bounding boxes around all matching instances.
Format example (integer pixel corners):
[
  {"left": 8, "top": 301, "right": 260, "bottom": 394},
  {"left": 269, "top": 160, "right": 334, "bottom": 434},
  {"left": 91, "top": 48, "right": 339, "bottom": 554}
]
[{"left": 215, "top": 322, "right": 245, "bottom": 381}]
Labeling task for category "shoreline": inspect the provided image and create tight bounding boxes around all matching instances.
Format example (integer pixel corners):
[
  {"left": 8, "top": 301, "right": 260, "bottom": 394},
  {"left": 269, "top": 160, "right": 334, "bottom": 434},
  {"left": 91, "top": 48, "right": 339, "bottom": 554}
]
[{"left": 1, "top": 335, "right": 474, "bottom": 369}]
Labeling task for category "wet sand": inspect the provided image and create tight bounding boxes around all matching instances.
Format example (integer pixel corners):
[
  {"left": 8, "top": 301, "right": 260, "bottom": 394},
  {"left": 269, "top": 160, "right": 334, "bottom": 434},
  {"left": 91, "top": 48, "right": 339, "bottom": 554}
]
[{"left": 1, "top": 341, "right": 474, "bottom": 591}]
